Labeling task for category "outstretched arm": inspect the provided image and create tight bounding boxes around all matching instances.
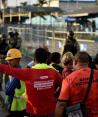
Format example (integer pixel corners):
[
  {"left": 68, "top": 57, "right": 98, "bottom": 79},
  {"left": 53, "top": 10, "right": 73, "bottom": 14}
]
[{"left": 0, "top": 64, "right": 30, "bottom": 81}]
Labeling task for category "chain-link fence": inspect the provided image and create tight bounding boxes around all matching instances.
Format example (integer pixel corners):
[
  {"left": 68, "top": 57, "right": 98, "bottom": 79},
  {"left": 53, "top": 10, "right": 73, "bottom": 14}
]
[{"left": 6, "top": 24, "right": 98, "bottom": 57}]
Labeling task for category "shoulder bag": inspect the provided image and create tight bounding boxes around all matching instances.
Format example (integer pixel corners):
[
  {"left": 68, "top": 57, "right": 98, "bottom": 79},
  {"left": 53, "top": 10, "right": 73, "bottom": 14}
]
[{"left": 65, "top": 69, "right": 94, "bottom": 117}]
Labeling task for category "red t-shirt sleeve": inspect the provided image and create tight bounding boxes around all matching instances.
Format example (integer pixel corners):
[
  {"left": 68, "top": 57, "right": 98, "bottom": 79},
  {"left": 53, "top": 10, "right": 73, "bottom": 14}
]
[
  {"left": 0, "top": 64, "right": 30, "bottom": 81},
  {"left": 58, "top": 78, "right": 70, "bottom": 101}
]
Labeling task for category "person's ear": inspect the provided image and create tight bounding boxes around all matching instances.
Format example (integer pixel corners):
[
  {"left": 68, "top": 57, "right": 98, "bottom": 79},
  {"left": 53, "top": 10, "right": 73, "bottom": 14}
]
[
  {"left": 74, "top": 59, "right": 77, "bottom": 65},
  {"left": 73, "top": 59, "right": 77, "bottom": 66}
]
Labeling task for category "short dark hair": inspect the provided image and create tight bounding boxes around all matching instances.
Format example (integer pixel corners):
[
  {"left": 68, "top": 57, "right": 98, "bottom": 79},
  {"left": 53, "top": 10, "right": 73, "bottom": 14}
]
[
  {"left": 75, "top": 51, "right": 89, "bottom": 64},
  {"left": 9, "top": 32, "right": 14, "bottom": 37},
  {"left": 69, "top": 31, "right": 74, "bottom": 36},
  {"left": 49, "top": 52, "right": 61, "bottom": 64},
  {"left": 34, "top": 48, "right": 48, "bottom": 63}
]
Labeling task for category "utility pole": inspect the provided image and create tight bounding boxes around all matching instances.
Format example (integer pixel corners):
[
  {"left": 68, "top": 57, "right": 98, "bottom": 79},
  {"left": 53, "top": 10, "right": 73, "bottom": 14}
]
[
  {"left": 96, "top": 0, "right": 98, "bottom": 5},
  {"left": 16, "top": 0, "right": 18, "bottom": 6},
  {"left": 29, "top": 0, "right": 32, "bottom": 5},
  {"left": 0, "top": 0, "right": 1, "bottom": 9},
  {"left": 76, "top": 0, "right": 79, "bottom": 9},
  {"left": 2, "top": 0, "right": 7, "bottom": 24}
]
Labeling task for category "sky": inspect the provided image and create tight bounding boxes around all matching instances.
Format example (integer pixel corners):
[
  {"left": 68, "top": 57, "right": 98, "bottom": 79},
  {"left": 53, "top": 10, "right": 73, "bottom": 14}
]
[{"left": 1, "top": 0, "right": 38, "bottom": 7}]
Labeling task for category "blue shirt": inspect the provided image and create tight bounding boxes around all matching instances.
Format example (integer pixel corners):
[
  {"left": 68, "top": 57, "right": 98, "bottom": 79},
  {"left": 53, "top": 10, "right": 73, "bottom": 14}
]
[{"left": 5, "top": 66, "right": 21, "bottom": 111}]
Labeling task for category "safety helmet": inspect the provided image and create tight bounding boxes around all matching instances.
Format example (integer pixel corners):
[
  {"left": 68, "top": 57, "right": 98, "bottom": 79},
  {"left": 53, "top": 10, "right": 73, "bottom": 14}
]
[{"left": 5, "top": 48, "right": 22, "bottom": 60}]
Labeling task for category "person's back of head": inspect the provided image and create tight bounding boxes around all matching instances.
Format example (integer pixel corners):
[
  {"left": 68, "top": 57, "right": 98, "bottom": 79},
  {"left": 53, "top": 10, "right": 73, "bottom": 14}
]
[
  {"left": 61, "top": 52, "right": 74, "bottom": 67},
  {"left": 74, "top": 51, "right": 89, "bottom": 66},
  {"left": 8, "top": 32, "right": 14, "bottom": 38},
  {"left": 34, "top": 48, "right": 48, "bottom": 63},
  {"left": 68, "top": 31, "right": 74, "bottom": 37},
  {"left": 49, "top": 52, "right": 61, "bottom": 64}
]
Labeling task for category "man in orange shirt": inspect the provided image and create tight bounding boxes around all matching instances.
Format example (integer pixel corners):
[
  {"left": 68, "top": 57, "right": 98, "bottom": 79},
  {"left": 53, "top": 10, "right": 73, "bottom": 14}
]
[{"left": 55, "top": 51, "right": 98, "bottom": 117}]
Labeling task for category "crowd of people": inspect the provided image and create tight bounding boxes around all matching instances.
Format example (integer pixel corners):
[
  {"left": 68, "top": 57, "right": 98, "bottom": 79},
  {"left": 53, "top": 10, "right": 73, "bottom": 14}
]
[
  {"left": 0, "top": 30, "right": 98, "bottom": 117},
  {"left": 67, "top": 19, "right": 96, "bottom": 32}
]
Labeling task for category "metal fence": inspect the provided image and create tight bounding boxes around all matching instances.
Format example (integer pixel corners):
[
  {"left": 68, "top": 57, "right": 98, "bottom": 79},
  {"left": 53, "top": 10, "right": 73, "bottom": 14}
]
[{"left": 7, "top": 24, "right": 98, "bottom": 57}]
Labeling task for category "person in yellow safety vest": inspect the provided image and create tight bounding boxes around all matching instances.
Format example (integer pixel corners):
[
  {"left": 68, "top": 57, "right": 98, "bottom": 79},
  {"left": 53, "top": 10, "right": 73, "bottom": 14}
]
[{"left": 5, "top": 48, "right": 27, "bottom": 117}]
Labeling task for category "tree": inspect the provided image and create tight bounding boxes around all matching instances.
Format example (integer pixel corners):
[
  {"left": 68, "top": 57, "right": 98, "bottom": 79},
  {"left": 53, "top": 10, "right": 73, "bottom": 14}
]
[
  {"left": 2, "top": 0, "right": 7, "bottom": 9},
  {"left": 48, "top": 0, "right": 52, "bottom": 7},
  {"left": 33, "top": 0, "right": 47, "bottom": 7},
  {"left": 2, "top": 0, "right": 7, "bottom": 24},
  {"left": 20, "top": 2, "right": 28, "bottom": 7}
]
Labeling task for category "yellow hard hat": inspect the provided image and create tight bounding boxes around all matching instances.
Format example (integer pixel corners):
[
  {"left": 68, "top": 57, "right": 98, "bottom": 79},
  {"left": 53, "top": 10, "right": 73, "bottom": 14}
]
[{"left": 5, "top": 48, "right": 22, "bottom": 60}]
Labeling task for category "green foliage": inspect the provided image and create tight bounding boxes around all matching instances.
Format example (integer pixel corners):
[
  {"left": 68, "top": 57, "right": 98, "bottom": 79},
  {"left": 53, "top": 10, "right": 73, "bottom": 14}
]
[
  {"left": 20, "top": 2, "right": 28, "bottom": 6},
  {"left": 33, "top": 0, "right": 47, "bottom": 7},
  {"left": 2, "top": 0, "right": 7, "bottom": 8}
]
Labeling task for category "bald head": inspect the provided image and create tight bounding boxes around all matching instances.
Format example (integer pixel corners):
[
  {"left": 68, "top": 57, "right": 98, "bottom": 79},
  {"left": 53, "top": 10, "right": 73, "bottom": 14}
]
[{"left": 75, "top": 51, "right": 89, "bottom": 66}]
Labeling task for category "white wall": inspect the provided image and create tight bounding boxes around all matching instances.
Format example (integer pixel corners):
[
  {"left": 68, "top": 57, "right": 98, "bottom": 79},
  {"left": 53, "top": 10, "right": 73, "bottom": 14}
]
[{"left": 43, "top": 0, "right": 59, "bottom": 7}]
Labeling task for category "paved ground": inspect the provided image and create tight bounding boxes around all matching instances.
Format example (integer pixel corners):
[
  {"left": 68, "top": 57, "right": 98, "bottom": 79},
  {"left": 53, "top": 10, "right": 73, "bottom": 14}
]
[
  {"left": 0, "top": 91, "right": 8, "bottom": 117},
  {"left": 0, "top": 107, "right": 8, "bottom": 117}
]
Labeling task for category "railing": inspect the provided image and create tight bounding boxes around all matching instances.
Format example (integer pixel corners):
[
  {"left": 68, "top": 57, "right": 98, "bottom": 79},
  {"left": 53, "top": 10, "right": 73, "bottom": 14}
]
[{"left": 7, "top": 24, "right": 98, "bottom": 57}]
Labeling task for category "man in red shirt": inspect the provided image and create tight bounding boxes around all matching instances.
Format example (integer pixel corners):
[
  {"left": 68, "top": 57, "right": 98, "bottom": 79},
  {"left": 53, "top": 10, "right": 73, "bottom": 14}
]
[
  {"left": 55, "top": 51, "right": 98, "bottom": 117},
  {"left": 0, "top": 48, "right": 62, "bottom": 117}
]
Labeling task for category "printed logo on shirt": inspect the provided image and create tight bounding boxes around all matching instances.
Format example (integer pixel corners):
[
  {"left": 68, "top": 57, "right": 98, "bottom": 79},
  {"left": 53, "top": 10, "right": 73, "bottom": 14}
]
[
  {"left": 34, "top": 80, "right": 54, "bottom": 90},
  {"left": 75, "top": 77, "right": 98, "bottom": 86},
  {"left": 31, "top": 76, "right": 48, "bottom": 79},
  {"left": 40, "top": 76, "right": 48, "bottom": 79}
]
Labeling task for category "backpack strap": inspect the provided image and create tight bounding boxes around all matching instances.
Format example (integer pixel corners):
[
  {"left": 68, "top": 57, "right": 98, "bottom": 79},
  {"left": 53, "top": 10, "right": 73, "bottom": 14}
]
[{"left": 83, "top": 69, "right": 94, "bottom": 103}]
